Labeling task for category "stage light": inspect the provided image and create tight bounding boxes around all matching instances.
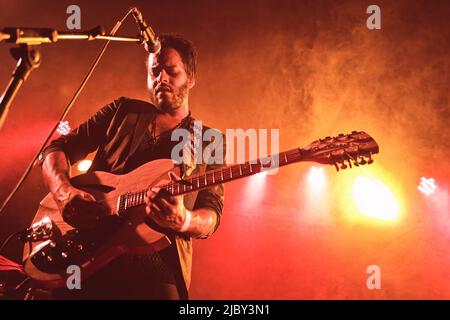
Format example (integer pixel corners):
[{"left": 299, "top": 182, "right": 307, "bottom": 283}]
[
  {"left": 417, "top": 177, "right": 437, "bottom": 196},
  {"left": 240, "top": 166, "right": 267, "bottom": 211},
  {"left": 302, "top": 166, "right": 330, "bottom": 223},
  {"left": 57, "top": 121, "right": 71, "bottom": 136},
  {"left": 307, "top": 166, "right": 326, "bottom": 191},
  {"left": 352, "top": 176, "right": 399, "bottom": 221},
  {"left": 77, "top": 159, "right": 92, "bottom": 172}
]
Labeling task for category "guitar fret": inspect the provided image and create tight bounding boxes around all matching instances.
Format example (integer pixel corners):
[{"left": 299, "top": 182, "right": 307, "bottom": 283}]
[
  {"left": 186, "top": 181, "right": 191, "bottom": 191},
  {"left": 201, "top": 175, "right": 206, "bottom": 187},
  {"left": 215, "top": 170, "right": 222, "bottom": 183}
]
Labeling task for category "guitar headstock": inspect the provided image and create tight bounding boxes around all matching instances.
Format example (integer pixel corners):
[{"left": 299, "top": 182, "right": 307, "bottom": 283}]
[{"left": 302, "top": 131, "right": 379, "bottom": 171}]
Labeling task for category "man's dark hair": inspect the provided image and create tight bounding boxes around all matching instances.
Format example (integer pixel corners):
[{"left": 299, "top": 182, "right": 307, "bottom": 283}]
[{"left": 152, "top": 34, "right": 197, "bottom": 78}]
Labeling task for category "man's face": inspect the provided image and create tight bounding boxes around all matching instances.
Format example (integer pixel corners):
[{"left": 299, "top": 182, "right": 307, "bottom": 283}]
[{"left": 147, "top": 48, "right": 194, "bottom": 112}]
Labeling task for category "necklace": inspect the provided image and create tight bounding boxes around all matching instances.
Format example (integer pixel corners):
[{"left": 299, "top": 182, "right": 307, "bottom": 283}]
[{"left": 148, "top": 111, "right": 192, "bottom": 144}]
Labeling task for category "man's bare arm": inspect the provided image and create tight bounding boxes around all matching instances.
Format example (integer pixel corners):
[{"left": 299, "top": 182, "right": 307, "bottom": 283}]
[
  {"left": 183, "top": 208, "right": 217, "bottom": 239},
  {"left": 42, "top": 151, "right": 95, "bottom": 212}
]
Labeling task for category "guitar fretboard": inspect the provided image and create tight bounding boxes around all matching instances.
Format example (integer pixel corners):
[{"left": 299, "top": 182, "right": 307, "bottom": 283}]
[{"left": 117, "top": 148, "right": 303, "bottom": 212}]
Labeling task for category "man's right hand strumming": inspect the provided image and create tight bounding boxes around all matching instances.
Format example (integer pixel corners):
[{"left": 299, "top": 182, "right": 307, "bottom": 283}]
[
  {"left": 52, "top": 182, "right": 96, "bottom": 213},
  {"left": 42, "top": 151, "right": 99, "bottom": 228}
]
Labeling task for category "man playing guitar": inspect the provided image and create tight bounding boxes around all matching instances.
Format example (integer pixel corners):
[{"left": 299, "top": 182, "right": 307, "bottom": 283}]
[{"left": 40, "top": 34, "right": 225, "bottom": 299}]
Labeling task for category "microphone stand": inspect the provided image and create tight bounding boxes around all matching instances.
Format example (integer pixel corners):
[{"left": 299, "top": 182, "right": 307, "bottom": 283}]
[
  {"left": 0, "top": 44, "right": 41, "bottom": 129},
  {"left": 0, "top": 7, "right": 143, "bottom": 215},
  {"left": 0, "top": 26, "right": 141, "bottom": 129}
]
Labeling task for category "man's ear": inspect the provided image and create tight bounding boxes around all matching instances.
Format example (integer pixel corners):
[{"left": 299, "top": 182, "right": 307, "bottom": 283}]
[{"left": 188, "top": 76, "right": 195, "bottom": 89}]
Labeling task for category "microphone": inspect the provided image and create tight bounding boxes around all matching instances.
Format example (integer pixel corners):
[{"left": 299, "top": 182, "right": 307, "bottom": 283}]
[{"left": 131, "top": 7, "right": 161, "bottom": 54}]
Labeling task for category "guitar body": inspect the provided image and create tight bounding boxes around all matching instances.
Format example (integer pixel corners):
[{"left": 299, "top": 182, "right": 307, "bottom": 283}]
[{"left": 22, "top": 159, "right": 178, "bottom": 289}]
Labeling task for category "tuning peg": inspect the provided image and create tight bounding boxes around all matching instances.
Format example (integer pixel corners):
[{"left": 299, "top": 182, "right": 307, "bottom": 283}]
[
  {"left": 359, "top": 156, "right": 367, "bottom": 165},
  {"left": 347, "top": 159, "right": 352, "bottom": 168},
  {"left": 334, "top": 163, "right": 340, "bottom": 172},
  {"left": 353, "top": 159, "right": 360, "bottom": 167},
  {"left": 340, "top": 161, "right": 348, "bottom": 170},
  {"left": 367, "top": 154, "right": 374, "bottom": 164},
  {"left": 351, "top": 130, "right": 358, "bottom": 134}
]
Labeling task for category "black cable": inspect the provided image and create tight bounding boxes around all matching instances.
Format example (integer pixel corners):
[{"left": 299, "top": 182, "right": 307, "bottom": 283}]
[
  {"left": 0, "top": 231, "right": 21, "bottom": 254},
  {"left": 0, "top": 8, "right": 136, "bottom": 216}
]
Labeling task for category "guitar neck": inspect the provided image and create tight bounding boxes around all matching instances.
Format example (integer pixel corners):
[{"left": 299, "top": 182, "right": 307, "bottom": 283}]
[
  {"left": 116, "top": 131, "right": 380, "bottom": 211},
  {"left": 117, "top": 148, "right": 305, "bottom": 211},
  {"left": 160, "top": 147, "right": 305, "bottom": 196}
]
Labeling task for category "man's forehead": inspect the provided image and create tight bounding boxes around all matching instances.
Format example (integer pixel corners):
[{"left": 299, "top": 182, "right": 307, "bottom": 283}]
[{"left": 148, "top": 48, "right": 183, "bottom": 67}]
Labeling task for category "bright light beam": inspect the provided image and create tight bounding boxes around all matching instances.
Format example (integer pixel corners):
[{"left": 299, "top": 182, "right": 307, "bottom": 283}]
[
  {"left": 352, "top": 176, "right": 400, "bottom": 221},
  {"left": 57, "top": 121, "right": 71, "bottom": 136},
  {"left": 418, "top": 177, "right": 437, "bottom": 196},
  {"left": 307, "top": 166, "right": 326, "bottom": 191}
]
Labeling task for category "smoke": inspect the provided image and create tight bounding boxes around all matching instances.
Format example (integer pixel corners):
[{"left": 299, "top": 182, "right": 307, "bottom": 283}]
[{"left": 195, "top": 0, "right": 449, "bottom": 184}]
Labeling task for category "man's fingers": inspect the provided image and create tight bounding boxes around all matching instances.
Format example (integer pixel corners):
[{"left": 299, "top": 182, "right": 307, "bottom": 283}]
[
  {"left": 168, "top": 171, "right": 182, "bottom": 182},
  {"left": 150, "top": 202, "right": 162, "bottom": 213},
  {"left": 146, "top": 202, "right": 162, "bottom": 215},
  {"left": 157, "top": 197, "right": 175, "bottom": 211},
  {"left": 147, "top": 188, "right": 159, "bottom": 199}
]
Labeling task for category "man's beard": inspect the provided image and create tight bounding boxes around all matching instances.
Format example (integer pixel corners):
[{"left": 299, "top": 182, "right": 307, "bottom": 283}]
[{"left": 151, "top": 82, "right": 189, "bottom": 113}]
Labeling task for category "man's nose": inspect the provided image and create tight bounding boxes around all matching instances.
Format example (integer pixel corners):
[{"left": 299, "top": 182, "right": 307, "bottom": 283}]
[{"left": 156, "top": 69, "right": 169, "bottom": 83}]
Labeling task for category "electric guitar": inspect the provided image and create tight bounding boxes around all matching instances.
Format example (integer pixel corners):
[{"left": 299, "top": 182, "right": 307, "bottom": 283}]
[{"left": 22, "top": 131, "right": 379, "bottom": 288}]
